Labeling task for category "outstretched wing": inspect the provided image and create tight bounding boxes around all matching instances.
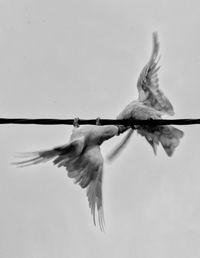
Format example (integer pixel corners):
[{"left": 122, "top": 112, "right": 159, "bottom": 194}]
[
  {"left": 13, "top": 141, "right": 105, "bottom": 231},
  {"left": 13, "top": 138, "right": 85, "bottom": 167},
  {"left": 56, "top": 146, "right": 105, "bottom": 231},
  {"left": 137, "top": 32, "right": 174, "bottom": 116}
]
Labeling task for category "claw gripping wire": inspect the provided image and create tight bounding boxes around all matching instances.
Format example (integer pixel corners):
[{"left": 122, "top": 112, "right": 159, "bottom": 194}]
[
  {"left": 73, "top": 117, "right": 80, "bottom": 128},
  {"left": 96, "top": 117, "right": 101, "bottom": 126}
]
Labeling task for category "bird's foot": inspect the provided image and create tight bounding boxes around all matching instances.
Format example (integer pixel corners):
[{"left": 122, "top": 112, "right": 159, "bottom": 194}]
[
  {"left": 73, "top": 117, "right": 80, "bottom": 128},
  {"left": 96, "top": 117, "right": 101, "bottom": 126}
]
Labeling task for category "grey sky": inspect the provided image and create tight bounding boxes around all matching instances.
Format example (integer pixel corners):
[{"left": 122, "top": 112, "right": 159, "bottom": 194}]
[{"left": 0, "top": 0, "right": 200, "bottom": 257}]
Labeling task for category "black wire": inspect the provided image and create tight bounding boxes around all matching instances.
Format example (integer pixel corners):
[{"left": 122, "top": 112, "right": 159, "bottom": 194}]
[{"left": 0, "top": 118, "right": 199, "bottom": 126}]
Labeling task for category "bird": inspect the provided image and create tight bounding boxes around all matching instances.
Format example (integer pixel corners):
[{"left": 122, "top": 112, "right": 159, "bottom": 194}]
[
  {"left": 108, "top": 32, "right": 184, "bottom": 160},
  {"left": 13, "top": 121, "right": 119, "bottom": 231}
]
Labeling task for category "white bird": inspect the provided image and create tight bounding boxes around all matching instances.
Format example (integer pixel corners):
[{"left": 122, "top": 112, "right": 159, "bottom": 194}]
[
  {"left": 14, "top": 123, "right": 119, "bottom": 231},
  {"left": 108, "top": 32, "right": 184, "bottom": 160}
]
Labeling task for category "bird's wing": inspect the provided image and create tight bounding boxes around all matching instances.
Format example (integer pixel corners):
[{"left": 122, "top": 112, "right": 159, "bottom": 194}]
[
  {"left": 14, "top": 139, "right": 105, "bottom": 230},
  {"left": 13, "top": 138, "right": 85, "bottom": 167},
  {"left": 56, "top": 146, "right": 105, "bottom": 231},
  {"left": 107, "top": 129, "right": 134, "bottom": 161},
  {"left": 86, "top": 164, "right": 104, "bottom": 231},
  {"left": 137, "top": 32, "right": 174, "bottom": 115}
]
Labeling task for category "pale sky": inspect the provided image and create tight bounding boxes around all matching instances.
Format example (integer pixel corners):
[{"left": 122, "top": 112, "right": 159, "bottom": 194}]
[{"left": 0, "top": 0, "right": 200, "bottom": 257}]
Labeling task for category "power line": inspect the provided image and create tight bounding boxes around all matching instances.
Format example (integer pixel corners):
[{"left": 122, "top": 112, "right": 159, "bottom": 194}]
[{"left": 0, "top": 117, "right": 199, "bottom": 126}]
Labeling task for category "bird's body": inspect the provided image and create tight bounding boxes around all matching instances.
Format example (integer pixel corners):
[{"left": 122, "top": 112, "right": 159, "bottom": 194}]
[
  {"left": 14, "top": 125, "right": 119, "bottom": 231},
  {"left": 117, "top": 100, "right": 162, "bottom": 120},
  {"left": 108, "top": 32, "right": 183, "bottom": 160}
]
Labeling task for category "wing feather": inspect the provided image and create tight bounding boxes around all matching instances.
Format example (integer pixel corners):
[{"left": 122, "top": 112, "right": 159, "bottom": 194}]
[
  {"left": 62, "top": 146, "right": 105, "bottom": 231},
  {"left": 12, "top": 138, "right": 85, "bottom": 167},
  {"left": 137, "top": 32, "right": 174, "bottom": 115}
]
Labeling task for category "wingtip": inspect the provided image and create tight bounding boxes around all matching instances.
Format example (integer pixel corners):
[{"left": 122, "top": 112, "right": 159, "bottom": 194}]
[
  {"left": 152, "top": 32, "right": 159, "bottom": 48},
  {"left": 148, "top": 31, "right": 159, "bottom": 63},
  {"left": 152, "top": 31, "right": 158, "bottom": 40}
]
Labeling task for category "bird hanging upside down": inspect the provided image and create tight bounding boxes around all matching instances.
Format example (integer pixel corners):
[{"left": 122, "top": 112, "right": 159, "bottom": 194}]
[
  {"left": 14, "top": 121, "right": 119, "bottom": 231},
  {"left": 108, "top": 32, "right": 184, "bottom": 160}
]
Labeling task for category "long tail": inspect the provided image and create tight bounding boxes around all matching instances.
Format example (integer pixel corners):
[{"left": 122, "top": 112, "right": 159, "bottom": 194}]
[
  {"left": 138, "top": 125, "right": 184, "bottom": 156},
  {"left": 12, "top": 139, "right": 84, "bottom": 167},
  {"left": 107, "top": 129, "right": 134, "bottom": 161}
]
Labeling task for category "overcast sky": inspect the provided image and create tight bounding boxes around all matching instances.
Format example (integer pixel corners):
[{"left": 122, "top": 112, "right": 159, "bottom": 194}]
[{"left": 0, "top": 0, "right": 200, "bottom": 257}]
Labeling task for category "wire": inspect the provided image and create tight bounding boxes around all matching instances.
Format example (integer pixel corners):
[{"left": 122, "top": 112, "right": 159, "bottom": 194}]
[{"left": 0, "top": 118, "right": 199, "bottom": 126}]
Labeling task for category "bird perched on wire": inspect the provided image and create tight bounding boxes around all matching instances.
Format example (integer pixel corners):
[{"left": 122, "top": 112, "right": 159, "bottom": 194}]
[
  {"left": 108, "top": 32, "right": 184, "bottom": 160},
  {"left": 13, "top": 119, "right": 119, "bottom": 231}
]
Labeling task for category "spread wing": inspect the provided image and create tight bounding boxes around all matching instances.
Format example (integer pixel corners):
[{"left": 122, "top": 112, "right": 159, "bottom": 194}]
[
  {"left": 13, "top": 139, "right": 105, "bottom": 231},
  {"left": 137, "top": 32, "right": 174, "bottom": 116},
  {"left": 56, "top": 146, "right": 105, "bottom": 231},
  {"left": 12, "top": 138, "right": 85, "bottom": 167}
]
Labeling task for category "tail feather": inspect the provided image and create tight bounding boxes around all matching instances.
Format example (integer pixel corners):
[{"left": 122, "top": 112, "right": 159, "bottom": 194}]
[
  {"left": 159, "top": 126, "right": 184, "bottom": 156},
  {"left": 143, "top": 132, "right": 159, "bottom": 155},
  {"left": 138, "top": 125, "right": 184, "bottom": 156}
]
